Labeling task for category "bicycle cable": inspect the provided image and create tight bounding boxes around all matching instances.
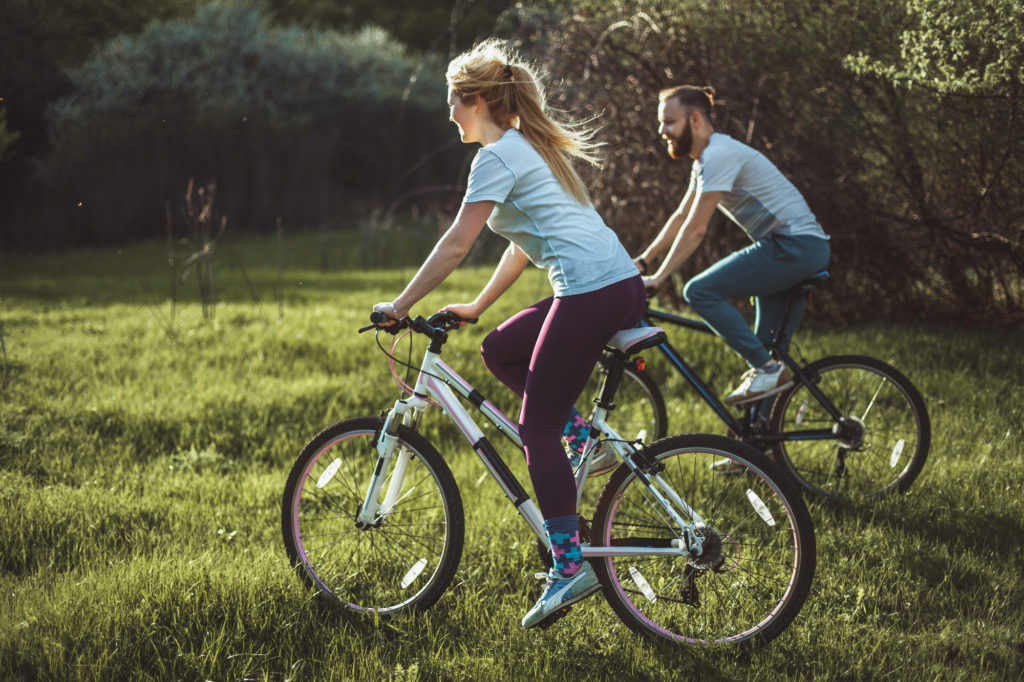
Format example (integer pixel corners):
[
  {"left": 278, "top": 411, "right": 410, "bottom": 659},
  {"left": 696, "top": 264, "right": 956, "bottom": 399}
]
[{"left": 373, "top": 328, "right": 445, "bottom": 407}]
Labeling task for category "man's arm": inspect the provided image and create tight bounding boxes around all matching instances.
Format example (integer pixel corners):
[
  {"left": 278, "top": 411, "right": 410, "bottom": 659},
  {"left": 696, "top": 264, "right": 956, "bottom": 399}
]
[
  {"left": 636, "top": 183, "right": 697, "bottom": 270},
  {"left": 642, "top": 191, "right": 722, "bottom": 289}
]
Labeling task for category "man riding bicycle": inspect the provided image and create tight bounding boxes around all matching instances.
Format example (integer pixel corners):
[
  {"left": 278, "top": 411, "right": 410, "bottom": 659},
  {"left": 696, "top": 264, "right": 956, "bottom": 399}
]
[{"left": 635, "top": 85, "right": 831, "bottom": 405}]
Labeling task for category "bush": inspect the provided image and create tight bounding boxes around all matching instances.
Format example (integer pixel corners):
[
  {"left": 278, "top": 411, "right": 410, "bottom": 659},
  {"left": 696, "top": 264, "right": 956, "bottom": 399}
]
[
  {"left": 507, "top": 0, "right": 1023, "bottom": 325},
  {"left": 33, "top": 1, "right": 466, "bottom": 246}
]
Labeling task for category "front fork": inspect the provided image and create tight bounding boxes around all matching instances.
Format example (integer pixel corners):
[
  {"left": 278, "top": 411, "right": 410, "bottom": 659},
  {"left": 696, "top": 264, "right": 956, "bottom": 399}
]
[{"left": 354, "top": 398, "right": 424, "bottom": 528}]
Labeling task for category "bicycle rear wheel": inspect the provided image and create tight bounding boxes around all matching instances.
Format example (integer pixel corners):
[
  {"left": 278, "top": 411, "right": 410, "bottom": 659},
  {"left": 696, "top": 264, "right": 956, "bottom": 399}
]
[
  {"left": 281, "top": 416, "right": 464, "bottom": 615},
  {"left": 591, "top": 434, "right": 815, "bottom": 647},
  {"left": 579, "top": 354, "right": 668, "bottom": 443},
  {"left": 769, "top": 354, "right": 930, "bottom": 501}
]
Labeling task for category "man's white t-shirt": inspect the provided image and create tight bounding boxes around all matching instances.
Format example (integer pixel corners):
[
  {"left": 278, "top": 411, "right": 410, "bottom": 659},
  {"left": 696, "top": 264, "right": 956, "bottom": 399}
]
[
  {"left": 693, "top": 133, "right": 827, "bottom": 241},
  {"left": 463, "top": 129, "right": 638, "bottom": 297}
]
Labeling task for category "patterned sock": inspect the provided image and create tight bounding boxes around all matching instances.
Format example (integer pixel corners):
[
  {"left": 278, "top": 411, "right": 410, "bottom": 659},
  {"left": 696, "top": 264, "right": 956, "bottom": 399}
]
[
  {"left": 761, "top": 360, "right": 782, "bottom": 374},
  {"left": 545, "top": 514, "right": 583, "bottom": 577},
  {"left": 562, "top": 407, "right": 590, "bottom": 456}
]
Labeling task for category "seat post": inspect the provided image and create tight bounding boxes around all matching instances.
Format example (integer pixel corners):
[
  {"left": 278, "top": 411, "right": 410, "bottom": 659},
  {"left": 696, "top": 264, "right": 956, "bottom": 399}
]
[
  {"left": 768, "top": 288, "right": 805, "bottom": 352},
  {"left": 593, "top": 351, "right": 627, "bottom": 413},
  {"left": 768, "top": 271, "right": 829, "bottom": 355}
]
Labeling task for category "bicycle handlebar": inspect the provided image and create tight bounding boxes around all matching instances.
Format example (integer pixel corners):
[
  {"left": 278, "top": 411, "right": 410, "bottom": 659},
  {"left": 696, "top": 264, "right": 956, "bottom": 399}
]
[{"left": 359, "top": 310, "right": 478, "bottom": 335}]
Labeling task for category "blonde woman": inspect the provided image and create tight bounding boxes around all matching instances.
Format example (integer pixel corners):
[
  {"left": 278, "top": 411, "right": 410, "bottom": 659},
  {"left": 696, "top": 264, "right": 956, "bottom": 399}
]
[{"left": 372, "top": 38, "right": 644, "bottom": 628}]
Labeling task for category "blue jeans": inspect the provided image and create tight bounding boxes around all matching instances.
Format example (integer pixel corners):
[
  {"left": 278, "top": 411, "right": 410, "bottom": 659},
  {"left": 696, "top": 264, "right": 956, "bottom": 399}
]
[{"left": 683, "top": 233, "right": 831, "bottom": 368}]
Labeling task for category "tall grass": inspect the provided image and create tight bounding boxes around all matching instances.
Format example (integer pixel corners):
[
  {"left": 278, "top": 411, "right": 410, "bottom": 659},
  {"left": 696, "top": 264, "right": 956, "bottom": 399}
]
[{"left": 1, "top": 233, "right": 1022, "bottom": 680}]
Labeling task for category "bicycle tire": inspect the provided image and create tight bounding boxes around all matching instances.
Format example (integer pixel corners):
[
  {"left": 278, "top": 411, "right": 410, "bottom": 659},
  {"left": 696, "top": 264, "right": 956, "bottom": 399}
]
[
  {"left": 591, "top": 434, "right": 815, "bottom": 647},
  {"left": 768, "top": 354, "right": 931, "bottom": 501},
  {"left": 579, "top": 355, "right": 668, "bottom": 443},
  {"left": 281, "top": 416, "right": 464, "bottom": 615}
]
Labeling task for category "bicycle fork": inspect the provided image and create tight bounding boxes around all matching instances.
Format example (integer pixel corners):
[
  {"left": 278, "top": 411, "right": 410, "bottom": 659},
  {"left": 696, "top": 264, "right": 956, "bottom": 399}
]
[{"left": 354, "top": 397, "right": 423, "bottom": 528}]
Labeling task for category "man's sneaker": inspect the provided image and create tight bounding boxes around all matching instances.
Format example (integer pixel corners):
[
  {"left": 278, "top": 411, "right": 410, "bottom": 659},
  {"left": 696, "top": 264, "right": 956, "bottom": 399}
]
[
  {"left": 521, "top": 562, "right": 601, "bottom": 629},
  {"left": 585, "top": 443, "right": 619, "bottom": 477},
  {"left": 724, "top": 364, "right": 793, "bottom": 405}
]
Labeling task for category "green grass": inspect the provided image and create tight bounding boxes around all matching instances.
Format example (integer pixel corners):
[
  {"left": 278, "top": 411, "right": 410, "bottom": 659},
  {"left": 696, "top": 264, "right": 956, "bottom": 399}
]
[{"left": 2, "top": 232, "right": 1023, "bottom": 680}]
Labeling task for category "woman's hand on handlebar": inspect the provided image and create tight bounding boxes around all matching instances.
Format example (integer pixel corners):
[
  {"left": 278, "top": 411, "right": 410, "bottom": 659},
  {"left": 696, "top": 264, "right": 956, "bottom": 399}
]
[
  {"left": 372, "top": 301, "right": 406, "bottom": 325},
  {"left": 361, "top": 301, "right": 408, "bottom": 334},
  {"left": 440, "top": 302, "right": 483, "bottom": 323}
]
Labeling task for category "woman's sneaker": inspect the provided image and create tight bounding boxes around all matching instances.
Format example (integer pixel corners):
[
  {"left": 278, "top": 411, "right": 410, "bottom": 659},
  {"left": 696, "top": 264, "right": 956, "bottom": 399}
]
[
  {"left": 521, "top": 562, "right": 600, "bottom": 629},
  {"left": 724, "top": 364, "right": 793, "bottom": 405}
]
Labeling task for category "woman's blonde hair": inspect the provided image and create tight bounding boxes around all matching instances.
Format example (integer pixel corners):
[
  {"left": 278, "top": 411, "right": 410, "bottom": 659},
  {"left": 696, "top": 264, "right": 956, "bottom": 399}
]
[{"left": 446, "top": 38, "right": 602, "bottom": 205}]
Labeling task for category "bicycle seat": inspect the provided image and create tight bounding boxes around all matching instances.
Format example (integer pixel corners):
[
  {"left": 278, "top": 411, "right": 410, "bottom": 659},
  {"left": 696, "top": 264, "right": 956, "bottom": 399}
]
[{"left": 606, "top": 326, "right": 666, "bottom": 356}]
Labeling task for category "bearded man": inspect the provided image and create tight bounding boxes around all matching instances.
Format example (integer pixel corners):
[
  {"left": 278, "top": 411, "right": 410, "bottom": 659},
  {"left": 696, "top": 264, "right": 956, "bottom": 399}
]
[{"left": 635, "top": 85, "right": 831, "bottom": 405}]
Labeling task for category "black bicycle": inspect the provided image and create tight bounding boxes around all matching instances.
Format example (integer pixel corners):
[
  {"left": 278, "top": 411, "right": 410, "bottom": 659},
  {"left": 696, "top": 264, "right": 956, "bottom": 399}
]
[{"left": 577, "top": 271, "right": 931, "bottom": 502}]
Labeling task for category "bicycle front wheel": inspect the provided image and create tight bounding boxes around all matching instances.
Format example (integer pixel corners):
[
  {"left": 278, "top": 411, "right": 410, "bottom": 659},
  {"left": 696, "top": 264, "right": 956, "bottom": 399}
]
[
  {"left": 769, "top": 354, "right": 931, "bottom": 500},
  {"left": 281, "top": 416, "right": 464, "bottom": 615},
  {"left": 579, "top": 354, "right": 668, "bottom": 443},
  {"left": 592, "top": 434, "right": 815, "bottom": 647}
]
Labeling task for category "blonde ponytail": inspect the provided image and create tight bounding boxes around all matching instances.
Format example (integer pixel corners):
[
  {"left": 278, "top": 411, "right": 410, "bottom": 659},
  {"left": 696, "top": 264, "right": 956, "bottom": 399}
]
[{"left": 446, "top": 38, "right": 602, "bottom": 205}]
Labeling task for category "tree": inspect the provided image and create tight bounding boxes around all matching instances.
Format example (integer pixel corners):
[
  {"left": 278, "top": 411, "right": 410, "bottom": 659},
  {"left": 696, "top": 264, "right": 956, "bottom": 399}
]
[
  {"left": 263, "top": 0, "right": 516, "bottom": 54},
  {"left": 503, "top": 0, "right": 1023, "bottom": 325},
  {"left": 31, "top": 1, "right": 461, "bottom": 246},
  {"left": 0, "top": 0, "right": 198, "bottom": 216},
  {"left": 847, "top": 0, "right": 1023, "bottom": 98}
]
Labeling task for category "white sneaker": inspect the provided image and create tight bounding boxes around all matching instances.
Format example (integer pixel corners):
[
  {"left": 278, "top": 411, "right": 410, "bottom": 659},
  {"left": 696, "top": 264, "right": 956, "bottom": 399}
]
[
  {"left": 724, "top": 364, "right": 793, "bottom": 405},
  {"left": 585, "top": 443, "right": 619, "bottom": 477},
  {"left": 521, "top": 562, "right": 600, "bottom": 629}
]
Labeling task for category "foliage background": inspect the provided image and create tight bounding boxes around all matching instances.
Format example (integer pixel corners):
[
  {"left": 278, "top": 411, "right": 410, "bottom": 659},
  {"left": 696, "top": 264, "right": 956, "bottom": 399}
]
[
  {"left": 520, "top": 0, "right": 1023, "bottom": 324},
  {"left": 1, "top": 0, "right": 1021, "bottom": 326}
]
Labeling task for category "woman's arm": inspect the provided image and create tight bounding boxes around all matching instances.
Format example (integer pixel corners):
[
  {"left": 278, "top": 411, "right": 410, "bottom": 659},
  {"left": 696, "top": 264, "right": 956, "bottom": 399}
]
[
  {"left": 378, "top": 200, "right": 495, "bottom": 319},
  {"left": 442, "top": 243, "right": 530, "bottom": 320}
]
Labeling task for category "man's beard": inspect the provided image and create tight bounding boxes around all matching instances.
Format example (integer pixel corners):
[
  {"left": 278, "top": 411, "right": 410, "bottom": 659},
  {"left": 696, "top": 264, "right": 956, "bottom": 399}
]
[{"left": 667, "top": 120, "right": 693, "bottom": 159}]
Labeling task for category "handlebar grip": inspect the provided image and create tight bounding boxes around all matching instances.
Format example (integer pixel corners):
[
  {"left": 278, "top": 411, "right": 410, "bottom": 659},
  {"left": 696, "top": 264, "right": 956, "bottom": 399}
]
[
  {"left": 427, "top": 310, "right": 478, "bottom": 328},
  {"left": 359, "top": 310, "right": 406, "bottom": 334}
]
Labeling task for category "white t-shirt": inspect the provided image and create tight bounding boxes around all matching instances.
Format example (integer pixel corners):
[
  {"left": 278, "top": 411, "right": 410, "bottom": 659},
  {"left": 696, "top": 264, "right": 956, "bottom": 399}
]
[
  {"left": 693, "top": 133, "right": 827, "bottom": 241},
  {"left": 463, "top": 129, "right": 638, "bottom": 297}
]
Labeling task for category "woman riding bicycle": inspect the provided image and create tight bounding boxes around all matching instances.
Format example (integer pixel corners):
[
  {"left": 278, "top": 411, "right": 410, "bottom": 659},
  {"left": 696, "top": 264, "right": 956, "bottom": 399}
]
[
  {"left": 372, "top": 38, "right": 644, "bottom": 628},
  {"left": 635, "top": 85, "right": 831, "bottom": 406}
]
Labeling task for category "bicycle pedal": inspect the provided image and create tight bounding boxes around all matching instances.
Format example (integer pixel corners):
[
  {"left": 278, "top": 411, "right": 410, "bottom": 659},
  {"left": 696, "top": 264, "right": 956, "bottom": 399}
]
[{"left": 537, "top": 606, "right": 572, "bottom": 630}]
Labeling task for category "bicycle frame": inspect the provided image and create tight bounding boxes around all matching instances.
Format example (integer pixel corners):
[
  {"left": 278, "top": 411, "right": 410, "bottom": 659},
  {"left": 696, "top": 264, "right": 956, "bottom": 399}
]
[
  {"left": 356, "top": 334, "right": 702, "bottom": 560},
  {"left": 642, "top": 302, "right": 846, "bottom": 448}
]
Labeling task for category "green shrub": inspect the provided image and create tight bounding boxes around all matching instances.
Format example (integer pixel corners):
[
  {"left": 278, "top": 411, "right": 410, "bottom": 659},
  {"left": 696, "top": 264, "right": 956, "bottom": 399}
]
[
  {"left": 37, "top": 1, "right": 465, "bottom": 245},
  {"left": 508, "top": 0, "right": 1024, "bottom": 325}
]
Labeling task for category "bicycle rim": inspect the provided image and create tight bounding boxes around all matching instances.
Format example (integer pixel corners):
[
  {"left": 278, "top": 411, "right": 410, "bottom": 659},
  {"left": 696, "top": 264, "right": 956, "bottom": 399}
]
[
  {"left": 592, "top": 434, "right": 815, "bottom": 647},
  {"left": 770, "top": 355, "right": 930, "bottom": 501},
  {"left": 281, "top": 417, "right": 463, "bottom": 615}
]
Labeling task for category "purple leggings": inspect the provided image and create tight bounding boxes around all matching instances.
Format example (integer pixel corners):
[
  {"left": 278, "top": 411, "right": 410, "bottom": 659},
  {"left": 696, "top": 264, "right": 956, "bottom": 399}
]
[{"left": 480, "top": 276, "right": 646, "bottom": 519}]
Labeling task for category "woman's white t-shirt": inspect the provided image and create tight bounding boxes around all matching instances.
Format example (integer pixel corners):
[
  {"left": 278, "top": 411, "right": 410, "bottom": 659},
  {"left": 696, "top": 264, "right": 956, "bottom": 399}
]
[{"left": 463, "top": 129, "right": 637, "bottom": 297}]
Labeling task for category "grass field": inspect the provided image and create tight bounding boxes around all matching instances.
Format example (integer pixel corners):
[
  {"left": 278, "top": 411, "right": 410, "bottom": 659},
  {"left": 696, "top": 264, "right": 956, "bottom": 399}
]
[{"left": 1, "top": 232, "right": 1022, "bottom": 680}]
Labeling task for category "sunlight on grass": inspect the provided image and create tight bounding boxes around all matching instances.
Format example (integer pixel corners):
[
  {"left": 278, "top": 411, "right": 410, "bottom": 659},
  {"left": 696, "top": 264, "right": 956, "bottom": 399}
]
[{"left": 1, "top": 232, "right": 1022, "bottom": 680}]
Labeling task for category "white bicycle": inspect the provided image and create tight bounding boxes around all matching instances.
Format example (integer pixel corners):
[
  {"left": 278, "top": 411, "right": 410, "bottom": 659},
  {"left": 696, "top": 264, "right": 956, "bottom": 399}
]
[{"left": 281, "top": 311, "right": 816, "bottom": 647}]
